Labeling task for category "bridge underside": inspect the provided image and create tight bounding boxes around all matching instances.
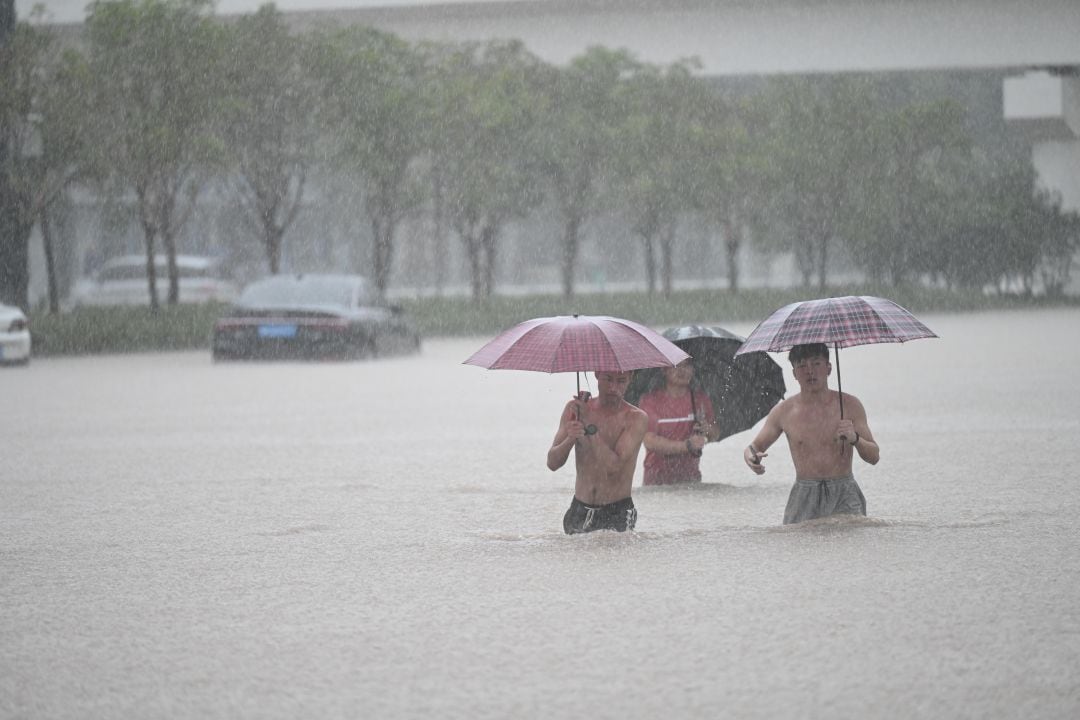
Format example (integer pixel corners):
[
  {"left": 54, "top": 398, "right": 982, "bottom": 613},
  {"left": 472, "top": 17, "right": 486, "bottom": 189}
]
[{"left": 290, "top": 0, "right": 1080, "bottom": 76}]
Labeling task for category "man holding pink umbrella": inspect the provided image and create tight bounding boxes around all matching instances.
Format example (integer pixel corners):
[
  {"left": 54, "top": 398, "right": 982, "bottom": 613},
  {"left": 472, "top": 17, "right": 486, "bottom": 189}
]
[
  {"left": 465, "top": 314, "right": 688, "bottom": 534},
  {"left": 547, "top": 370, "right": 649, "bottom": 534}
]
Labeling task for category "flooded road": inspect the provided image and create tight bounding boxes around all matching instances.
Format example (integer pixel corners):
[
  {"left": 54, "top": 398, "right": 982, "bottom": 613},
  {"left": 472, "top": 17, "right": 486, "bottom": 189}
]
[{"left": 2, "top": 308, "right": 1079, "bottom": 719}]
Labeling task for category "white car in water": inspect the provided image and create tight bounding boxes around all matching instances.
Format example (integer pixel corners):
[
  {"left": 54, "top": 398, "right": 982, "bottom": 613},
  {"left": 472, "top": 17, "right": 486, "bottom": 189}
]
[
  {"left": 0, "top": 303, "right": 31, "bottom": 366},
  {"left": 69, "top": 254, "right": 239, "bottom": 307}
]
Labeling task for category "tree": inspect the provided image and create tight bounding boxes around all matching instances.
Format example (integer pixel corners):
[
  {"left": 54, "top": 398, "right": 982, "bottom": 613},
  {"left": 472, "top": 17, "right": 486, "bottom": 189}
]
[
  {"left": 424, "top": 40, "right": 547, "bottom": 300},
  {"left": 219, "top": 4, "right": 315, "bottom": 275},
  {"left": 85, "top": 0, "right": 223, "bottom": 309},
  {"left": 537, "top": 46, "right": 637, "bottom": 297},
  {"left": 1035, "top": 192, "right": 1080, "bottom": 298},
  {"left": 846, "top": 98, "right": 971, "bottom": 285},
  {"left": 0, "top": 0, "right": 30, "bottom": 310},
  {"left": 692, "top": 88, "right": 768, "bottom": 293},
  {"left": 615, "top": 59, "right": 703, "bottom": 296},
  {"left": 308, "top": 25, "right": 427, "bottom": 299},
  {"left": 759, "top": 74, "right": 878, "bottom": 290}
]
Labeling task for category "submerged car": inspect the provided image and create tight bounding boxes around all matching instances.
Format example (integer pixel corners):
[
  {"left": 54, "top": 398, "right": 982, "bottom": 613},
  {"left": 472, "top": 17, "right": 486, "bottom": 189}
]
[
  {"left": 211, "top": 274, "right": 421, "bottom": 361},
  {"left": 69, "top": 254, "right": 239, "bottom": 307},
  {"left": 0, "top": 303, "right": 31, "bottom": 366}
]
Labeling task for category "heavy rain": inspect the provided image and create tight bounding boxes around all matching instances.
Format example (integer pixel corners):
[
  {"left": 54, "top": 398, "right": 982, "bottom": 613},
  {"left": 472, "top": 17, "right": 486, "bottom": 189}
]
[{"left": 2, "top": 1, "right": 1080, "bottom": 718}]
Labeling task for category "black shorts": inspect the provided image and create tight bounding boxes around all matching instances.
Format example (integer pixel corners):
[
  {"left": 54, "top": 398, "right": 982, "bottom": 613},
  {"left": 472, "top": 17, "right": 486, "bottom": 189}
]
[{"left": 563, "top": 496, "right": 637, "bottom": 535}]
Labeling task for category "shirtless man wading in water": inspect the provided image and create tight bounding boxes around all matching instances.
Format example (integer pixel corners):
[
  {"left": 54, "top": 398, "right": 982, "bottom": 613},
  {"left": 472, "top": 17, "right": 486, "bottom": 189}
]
[
  {"left": 547, "top": 370, "right": 648, "bottom": 534},
  {"left": 744, "top": 343, "right": 881, "bottom": 524}
]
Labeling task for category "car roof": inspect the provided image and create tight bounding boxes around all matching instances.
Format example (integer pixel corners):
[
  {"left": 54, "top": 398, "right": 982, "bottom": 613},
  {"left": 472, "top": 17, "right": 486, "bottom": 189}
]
[
  {"left": 0, "top": 303, "right": 27, "bottom": 318},
  {"left": 246, "top": 273, "right": 369, "bottom": 287},
  {"left": 238, "top": 273, "right": 376, "bottom": 308},
  {"left": 99, "top": 254, "right": 220, "bottom": 270}
]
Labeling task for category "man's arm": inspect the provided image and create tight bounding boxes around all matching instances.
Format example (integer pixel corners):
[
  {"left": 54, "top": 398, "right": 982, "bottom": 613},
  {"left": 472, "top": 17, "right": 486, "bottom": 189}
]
[
  {"left": 744, "top": 401, "right": 785, "bottom": 474},
  {"left": 547, "top": 401, "right": 583, "bottom": 471},
  {"left": 837, "top": 395, "right": 880, "bottom": 465},
  {"left": 583, "top": 408, "right": 648, "bottom": 474},
  {"left": 644, "top": 430, "right": 704, "bottom": 456}
]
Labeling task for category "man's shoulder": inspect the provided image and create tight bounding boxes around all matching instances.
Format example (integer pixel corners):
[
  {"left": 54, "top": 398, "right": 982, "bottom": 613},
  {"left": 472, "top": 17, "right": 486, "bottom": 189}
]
[{"left": 623, "top": 401, "right": 649, "bottom": 422}]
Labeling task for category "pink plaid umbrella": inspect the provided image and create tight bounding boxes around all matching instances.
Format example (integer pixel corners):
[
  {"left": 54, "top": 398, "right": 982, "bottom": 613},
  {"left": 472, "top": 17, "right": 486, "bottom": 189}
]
[
  {"left": 464, "top": 315, "right": 689, "bottom": 416},
  {"left": 734, "top": 295, "right": 937, "bottom": 419}
]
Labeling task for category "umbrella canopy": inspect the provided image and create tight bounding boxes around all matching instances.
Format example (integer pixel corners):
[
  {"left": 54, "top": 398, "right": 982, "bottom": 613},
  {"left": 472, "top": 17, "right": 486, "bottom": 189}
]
[
  {"left": 626, "top": 325, "right": 786, "bottom": 442},
  {"left": 734, "top": 295, "right": 936, "bottom": 420},
  {"left": 734, "top": 295, "right": 937, "bottom": 355},
  {"left": 463, "top": 314, "right": 689, "bottom": 373}
]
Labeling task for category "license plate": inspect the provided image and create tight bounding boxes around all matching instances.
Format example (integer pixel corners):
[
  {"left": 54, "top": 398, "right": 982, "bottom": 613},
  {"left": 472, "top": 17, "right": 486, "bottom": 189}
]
[{"left": 258, "top": 324, "right": 297, "bottom": 338}]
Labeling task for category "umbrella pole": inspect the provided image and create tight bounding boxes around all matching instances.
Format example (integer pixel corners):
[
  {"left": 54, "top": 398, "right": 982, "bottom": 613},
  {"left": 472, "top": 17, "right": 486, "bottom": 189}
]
[
  {"left": 576, "top": 372, "right": 582, "bottom": 420},
  {"left": 835, "top": 344, "right": 844, "bottom": 418},
  {"left": 835, "top": 344, "right": 847, "bottom": 456}
]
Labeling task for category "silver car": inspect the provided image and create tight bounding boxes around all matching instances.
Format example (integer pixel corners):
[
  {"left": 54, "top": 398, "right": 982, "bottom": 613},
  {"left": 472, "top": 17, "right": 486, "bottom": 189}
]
[
  {"left": 0, "top": 303, "right": 31, "bottom": 366},
  {"left": 69, "top": 254, "right": 239, "bottom": 307}
]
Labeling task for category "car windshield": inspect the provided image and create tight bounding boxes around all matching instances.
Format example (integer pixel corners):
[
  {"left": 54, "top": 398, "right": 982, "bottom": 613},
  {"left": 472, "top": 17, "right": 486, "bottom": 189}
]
[{"left": 239, "top": 276, "right": 361, "bottom": 309}]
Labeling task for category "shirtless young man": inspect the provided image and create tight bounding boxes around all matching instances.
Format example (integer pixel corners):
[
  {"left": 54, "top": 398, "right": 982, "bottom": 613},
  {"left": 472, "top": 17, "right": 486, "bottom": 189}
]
[
  {"left": 743, "top": 343, "right": 881, "bottom": 524},
  {"left": 547, "top": 370, "right": 649, "bottom": 534}
]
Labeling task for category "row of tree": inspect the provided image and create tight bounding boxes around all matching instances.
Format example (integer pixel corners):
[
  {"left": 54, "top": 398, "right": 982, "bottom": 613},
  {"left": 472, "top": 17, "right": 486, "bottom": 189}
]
[{"left": 1, "top": 0, "right": 1077, "bottom": 313}]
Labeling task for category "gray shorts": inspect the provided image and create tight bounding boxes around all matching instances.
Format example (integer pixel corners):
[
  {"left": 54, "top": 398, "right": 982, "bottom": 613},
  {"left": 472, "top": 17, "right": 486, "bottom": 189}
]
[{"left": 783, "top": 474, "right": 866, "bottom": 525}]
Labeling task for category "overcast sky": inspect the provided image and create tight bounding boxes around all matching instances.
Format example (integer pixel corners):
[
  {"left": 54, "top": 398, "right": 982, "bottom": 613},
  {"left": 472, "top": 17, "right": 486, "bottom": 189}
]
[{"left": 15, "top": 1, "right": 496, "bottom": 24}]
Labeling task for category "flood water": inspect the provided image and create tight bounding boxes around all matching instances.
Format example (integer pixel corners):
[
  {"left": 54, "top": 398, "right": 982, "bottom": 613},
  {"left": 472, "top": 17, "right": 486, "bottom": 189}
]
[{"left": 2, "top": 308, "right": 1079, "bottom": 719}]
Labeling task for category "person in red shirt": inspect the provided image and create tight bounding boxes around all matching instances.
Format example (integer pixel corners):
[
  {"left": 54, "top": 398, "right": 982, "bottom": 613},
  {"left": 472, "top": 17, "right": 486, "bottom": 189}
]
[{"left": 637, "top": 358, "right": 721, "bottom": 485}]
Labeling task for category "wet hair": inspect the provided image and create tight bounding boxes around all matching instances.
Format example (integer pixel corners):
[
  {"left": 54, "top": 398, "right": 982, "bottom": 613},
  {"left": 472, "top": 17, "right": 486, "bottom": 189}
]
[{"left": 788, "top": 343, "right": 830, "bottom": 365}]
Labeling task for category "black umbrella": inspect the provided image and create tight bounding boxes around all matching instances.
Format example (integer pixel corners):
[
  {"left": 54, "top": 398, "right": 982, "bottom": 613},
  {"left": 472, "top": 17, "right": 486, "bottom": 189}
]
[{"left": 626, "top": 325, "right": 786, "bottom": 442}]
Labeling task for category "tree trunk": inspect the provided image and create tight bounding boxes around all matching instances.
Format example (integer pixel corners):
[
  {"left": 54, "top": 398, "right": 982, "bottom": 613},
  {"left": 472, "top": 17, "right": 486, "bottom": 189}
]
[
  {"left": 143, "top": 236, "right": 159, "bottom": 311},
  {"left": 660, "top": 220, "right": 676, "bottom": 298},
  {"left": 641, "top": 234, "right": 656, "bottom": 295},
  {"left": 431, "top": 170, "right": 447, "bottom": 294},
  {"left": 0, "top": 213, "right": 31, "bottom": 311},
  {"left": 816, "top": 230, "right": 829, "bottom": 293},
  {"left": 460, "top": 226, "right": 482, "bottom": 300},
  {"left": 41, "top": 207, "right": 60, "bottom": 314},
  {"left": 560, "top": 214, "right": 581, "bottom": 298},
  {"left": 723, "top": 215, "right": 740, "bottom": 293},
  {"left": 480, "top": 221, "right": 498, "bottom": 300},
  {"left": 163, "top": 228, "right": 180, "bottom": 305},
  {"left": 370, "top": 212, "right": 397, "bottom": 300},
  {"left": 267, "top": 226, "right": 283, "bottom": 274}
]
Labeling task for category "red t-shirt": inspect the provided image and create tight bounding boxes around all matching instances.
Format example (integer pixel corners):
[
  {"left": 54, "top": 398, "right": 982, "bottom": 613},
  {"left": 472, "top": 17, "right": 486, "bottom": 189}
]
[{"left": 637, "top": 389, "right": 716, "bottom": 485}]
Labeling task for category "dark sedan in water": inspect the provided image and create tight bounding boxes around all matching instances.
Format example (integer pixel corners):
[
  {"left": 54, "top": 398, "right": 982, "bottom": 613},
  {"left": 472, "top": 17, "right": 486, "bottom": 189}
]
[{"left": 212, "top": 274, "right": 421, "bottom": 361}]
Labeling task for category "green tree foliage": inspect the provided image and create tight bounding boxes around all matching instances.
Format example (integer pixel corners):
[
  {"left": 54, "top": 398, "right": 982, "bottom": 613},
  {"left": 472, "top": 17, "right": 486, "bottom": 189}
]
[
  {"left": 846, "top": 99, "right": 971, "bottom": 285},
  {"left": 615, "top": 59, "right": 704, "bottom": 296},
  {"left": 0, "top": 0, "right": 35, "bottom": 310},
  {"left": 423, "top": 39, "right": 547, "bottom": 299},
  {"left": 84, "top": 0, "right": 224, "bottom": 308},
  {"left": 537, "top": 46, "right": 637, "bottom": 297},
  {"left": 307, "top": 24, "right": 427, "bottom": 298},
  {"left": 219, "top": 4, "right": 315, "bottom": 275},
  {"left": 691, "top": 87, "right": 769, "bottom": 293},
  {"left": 6, "top": 6, "right": 1076, "bottom": 310},
  {"left": 759, "top": 74, "right": 879, "bottom": 290}
]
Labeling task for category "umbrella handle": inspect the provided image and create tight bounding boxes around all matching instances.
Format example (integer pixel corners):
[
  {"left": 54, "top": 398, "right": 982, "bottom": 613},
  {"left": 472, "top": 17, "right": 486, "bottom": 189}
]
[{"left": 574, "top": 377, "right": 597, "bottom": 436}]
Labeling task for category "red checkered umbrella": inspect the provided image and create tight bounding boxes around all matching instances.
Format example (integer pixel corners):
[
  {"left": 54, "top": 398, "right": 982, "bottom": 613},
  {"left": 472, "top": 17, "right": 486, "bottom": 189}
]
[
  {"left": 464, "top": 314, "right": 689, "bottom": 402},
  {"left": 734, "top": 295, "right": 936, "bottom": 419}
]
